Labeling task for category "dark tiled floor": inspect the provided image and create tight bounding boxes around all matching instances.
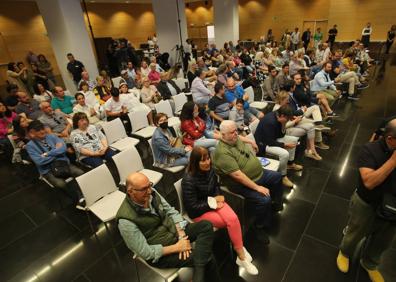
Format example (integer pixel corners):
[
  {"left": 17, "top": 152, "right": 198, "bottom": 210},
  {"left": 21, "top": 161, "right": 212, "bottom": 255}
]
[{"left": 1, "top": 54, "right": 396, "bottom": 282}]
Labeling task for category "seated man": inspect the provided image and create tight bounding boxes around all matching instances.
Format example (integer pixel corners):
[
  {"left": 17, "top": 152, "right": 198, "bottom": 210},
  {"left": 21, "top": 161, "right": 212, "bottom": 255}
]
[
  {"left": 15, "top": 91, "right": 42, "bottom": 120},
  {"left": 208, "top": 82, "right": 232, "bottom": 126},
  {"left": 156, "top": 72, "right": 181, "bottom": 100},
  {"left": 213, "top": 120, "right": 283, "bottom": 243},
  {"left": 225, "top": 78, "right": 264, "bottom": 121},
  {"left": 117, "top": 172, "right": 221, "bottom": 282},
  {"left": 120, "top": 69, "right": 136, "bottom": 89},
  {"left": 310, "top": 62, "right": 341, "bottom": 106},
  {"left": 39, "top": 101, "right": 72, "bottom": 143},
  {"left": 4, "top": 84, "right": 19, "bottom": 111},
  {"left": 78, "top": 71, "right": 96, "bottom": 91},
  {"left": 254, "top": 105, "right": 303, "bottom": 188},
  {"left": 262, "top": 65, "right": 280, "bottom": 101},
  {"left": 51, "top": 86, "right": 74, "bottom": 115},
  {"left": 275, "top": 63, "right": 291, "bottom": 90},
  {"left": 26, "top": 120, "right": 84, "bottom": 205},
  {"left": 197, "top": 57, "right": 217, "bottom": 82},
  {"left": 191, "top": 69, "right": 213, "bottom": 105}
]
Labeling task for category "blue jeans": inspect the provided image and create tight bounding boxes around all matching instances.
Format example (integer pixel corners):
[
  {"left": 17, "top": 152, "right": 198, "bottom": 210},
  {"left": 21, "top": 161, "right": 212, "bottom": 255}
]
[
  {"left": 194, "top": 137, "right": 218, "bottom": 153},
  {"left": 230, "top": 169, "right": 283, "bottom": 228},
  {"left": 81, "top": 148, "right": 117, "bottom": 168}
]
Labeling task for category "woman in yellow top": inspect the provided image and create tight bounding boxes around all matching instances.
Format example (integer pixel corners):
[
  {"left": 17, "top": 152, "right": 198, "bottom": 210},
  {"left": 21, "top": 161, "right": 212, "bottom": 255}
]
[
  {"left": 342, "top": 50, "right": 358, "bottom": 72},
  {"left": 93, "top": 76, "right": 111, "bottom": 105}
]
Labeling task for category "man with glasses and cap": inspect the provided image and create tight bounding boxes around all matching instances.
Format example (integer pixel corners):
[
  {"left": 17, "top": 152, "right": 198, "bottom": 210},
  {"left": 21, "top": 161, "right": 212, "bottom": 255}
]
[
  {"left": 117, "top": 172, "right": 221, "bottom": 282},
  {"left": 213, "top": 120, "right": 283, "bottom": 244}
]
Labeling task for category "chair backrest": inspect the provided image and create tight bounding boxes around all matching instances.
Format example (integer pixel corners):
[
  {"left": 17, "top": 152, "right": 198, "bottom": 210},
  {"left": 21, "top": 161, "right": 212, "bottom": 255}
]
[
  {"left": 154, "top": 100, "right": 174, "bottom": 117},
  {"left": 128, "top": 111, "right": 149, "bottom": 133},
  {"left": 174, "top": 179, "right": 185, "bottom": 214},
  {"left": 249, "top": 119, "right": 260, "bottom": 135},
  {"left": 112, "top": 76, "right": 122, "bottom": 88},
  {"left": 173, "top": 78, "right": 187, "bottom": 90},
  {"left": 7, "top": 135, "right": 17, "bottom": 149},
  {"left": 76, "top": 164, "right": 118, "bottom": 207},
  {"left": 246, "top": 133, "right": 256, "bottom": 153},
  {"left": 64, "top": 90, "right": 72, "bottom": 97},
  {"left": 112, "top": 147, "right": 144, "bottom": 185},
  {"left": 101, "top": 118, "right": 127, "bottom": 145},
  {"left": 147, "top": 138, "right": 157, "bottom": 165},
  {"left": 245, "top": 86, "right": 255, "bottom": 104},
  {"left": 172, "top": 93, "right": 187, "bottom": 114}
]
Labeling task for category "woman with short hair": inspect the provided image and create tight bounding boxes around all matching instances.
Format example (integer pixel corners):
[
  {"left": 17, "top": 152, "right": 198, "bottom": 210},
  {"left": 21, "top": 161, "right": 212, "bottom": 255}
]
[{"left": 71, "top": 112, "right": 116, "bottom": 167}]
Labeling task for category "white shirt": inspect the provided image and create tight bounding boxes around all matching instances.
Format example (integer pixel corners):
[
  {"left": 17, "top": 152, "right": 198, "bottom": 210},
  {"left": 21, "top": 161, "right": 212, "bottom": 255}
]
[
  {"left": 104, "top": 95, "right": 129, "bottom": 113},
  {"left": 79, "top": 90, "right": 98, "bottom": 108},
  {"left": 291, "top": 31, "right": 300, "bottom": 44}
]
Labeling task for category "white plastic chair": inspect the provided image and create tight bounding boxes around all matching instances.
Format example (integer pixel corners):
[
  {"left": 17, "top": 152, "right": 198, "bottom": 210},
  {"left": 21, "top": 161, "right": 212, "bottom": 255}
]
[
  {"left": 128, "top": 111, "right": 156, "bottom": 139},
  {"left": 172, "top": 93, "right": 188, "bottom": 115},
  {"left": 174, "top": 179, "right": 193, "bottom": 223},
  {"left": 133, "top": 255, "right": 181, "bottom": 282},
  {"left": 154, "top": 100, "right": 181, "bottom": 128},
  {"left": 112, "top": 76, "right": 122, "bottom": 88},
  {"left": 172, "top": 78, "right": 188, "bottom": 91},
  {"left": 148, "top": 139, "right": 185, "bottom": 173},
  {"left": 249, "top": 119, "right": 260, "bottom": 135},
  {"left": 76, "top": 164, "right": 126, "bottom": 222},
  {"left": 101, "top": 118, "right": 140, "bottom": 151},
  {"left": 112, "top": 147, "right": 163, "bottom": 186},
  {"left": 246, "top": 86, "right": 268, "bottom": 110}
]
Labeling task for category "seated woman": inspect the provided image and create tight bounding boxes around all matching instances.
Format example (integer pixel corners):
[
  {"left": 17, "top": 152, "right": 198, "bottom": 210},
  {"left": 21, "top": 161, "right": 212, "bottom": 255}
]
[
  {"left": 181, "top": 146, "right": 258, "bottom": 275},
  {"left": 148, "top": 63, "right": 161, "bottom": 85},
  {"left": 152, "top": 113, "right": 192, "bottom": 168},
  {"left": 12, "top": 114, "right": 32, "bottom": 162},
  {"left": 93, "top": 75, "right": 111, "bottom": 104},
  {"left": 33, "top": 82, "right": 53, "bottom": 103},
  {"left": 273, "top": 91, "right": 322, "bottom": 161},
  {"left": 119, "top": 83, "right": 154, "bottom": 125},
  {"left": 71, "top": 112, "right": 116, "bottom": 168},
  {"left": 140, "top": 77, "right": 161, "bottom": 110},
  {"left": 79, "top": 81, "right": 99, "bottom": 108},
  {"left": 180, "top": 101, "right": 218, "bottom": 152},
  {"left": 140, "top": 60, "right": 150, "bottom": 77},
  {"left": 73, "top": 93, "right": 103, "bottom": 126}
]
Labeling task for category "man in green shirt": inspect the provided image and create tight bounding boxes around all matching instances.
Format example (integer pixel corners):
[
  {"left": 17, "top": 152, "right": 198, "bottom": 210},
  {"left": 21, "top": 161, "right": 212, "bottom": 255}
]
[
  {"left": 51, "top": 86, "right": 74, "bottom": 115},
  {"left": 117, "top": 172, "right": 221, "bottom": 282},
  {"left": 213, "top": 120, "right": 283, "bottom": 243}
]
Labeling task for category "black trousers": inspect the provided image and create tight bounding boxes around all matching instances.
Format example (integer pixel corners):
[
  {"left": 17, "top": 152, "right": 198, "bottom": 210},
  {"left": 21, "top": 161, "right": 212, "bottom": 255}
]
[{"left": 149, "top": 220, "right": 221, "bottom": 282}]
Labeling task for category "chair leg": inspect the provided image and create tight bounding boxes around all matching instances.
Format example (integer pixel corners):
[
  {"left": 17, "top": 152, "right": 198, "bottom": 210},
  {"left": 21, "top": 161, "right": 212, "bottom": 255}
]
[
  {"left": 85, "top": 211, "right": 96, "bottom": 234},
  {"left": 134, "top": 259, "right": 141, "bottom": 282}
]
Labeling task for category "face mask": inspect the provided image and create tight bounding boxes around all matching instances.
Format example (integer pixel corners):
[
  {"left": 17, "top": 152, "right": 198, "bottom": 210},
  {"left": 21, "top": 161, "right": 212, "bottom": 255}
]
[
  {"left": 193, "top": 112, "right": 199, "bottom": 118},
  {"left": 159, "top": 122, "right": 168, "bottom": 129}
]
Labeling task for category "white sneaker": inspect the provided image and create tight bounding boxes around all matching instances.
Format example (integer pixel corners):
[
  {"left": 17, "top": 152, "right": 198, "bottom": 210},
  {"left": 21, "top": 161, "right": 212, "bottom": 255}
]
[
  {"left": 243, "top": 247, "right": 252, "bottom": 262},
  {"left": 236, "top": 257, "right": 259, "bottom": 275}
]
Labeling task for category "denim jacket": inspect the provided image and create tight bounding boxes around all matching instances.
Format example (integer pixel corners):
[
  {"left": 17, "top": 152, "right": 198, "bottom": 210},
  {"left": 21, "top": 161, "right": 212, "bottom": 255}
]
[{"left": 152, "top": 127, "right": 187, "bottom": 167}]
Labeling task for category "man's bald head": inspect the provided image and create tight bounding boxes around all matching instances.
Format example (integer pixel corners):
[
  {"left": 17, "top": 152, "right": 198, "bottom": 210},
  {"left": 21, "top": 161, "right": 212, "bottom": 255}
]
[
  {"left": 226, "top": 78, "right": 236, "bottom": 89},
  {"left": 126, "top": 172, "right": 149, "bottom": 192},
  {"left": 384, "top": 118, "right": 396, "bottom": 150},
  {"left": 40, "top": 101, "right": 53, "bottom": 115},
  {"left": 17, "top": 91, "right": 30, "bottom": 103}
]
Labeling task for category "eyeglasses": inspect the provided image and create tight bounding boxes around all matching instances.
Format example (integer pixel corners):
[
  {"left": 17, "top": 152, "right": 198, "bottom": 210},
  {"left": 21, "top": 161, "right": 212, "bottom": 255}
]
[{"left": 133, "top": 182, "right": 153, "bottom": 193}]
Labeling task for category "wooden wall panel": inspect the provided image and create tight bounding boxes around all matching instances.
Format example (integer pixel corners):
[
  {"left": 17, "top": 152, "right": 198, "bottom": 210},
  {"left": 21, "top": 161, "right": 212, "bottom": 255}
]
[
  {"left": 185, "top": 0, "right": 213, "bottom": 49},
  {"left": 0, "top": 1, "right": 60, "bottom": 87},
  {"left": 85, "top": 3, "right": 156, "bottom": 48}
]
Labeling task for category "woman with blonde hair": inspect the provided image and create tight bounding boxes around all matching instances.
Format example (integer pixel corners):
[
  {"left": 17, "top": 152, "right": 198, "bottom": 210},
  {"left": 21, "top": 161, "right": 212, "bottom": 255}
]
[{"left": 140, "top": 76, "right": 161, "bottom": 110}]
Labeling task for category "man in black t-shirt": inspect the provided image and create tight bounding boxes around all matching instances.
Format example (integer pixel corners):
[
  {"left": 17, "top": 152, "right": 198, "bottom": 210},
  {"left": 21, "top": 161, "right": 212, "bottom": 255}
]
[
  {"left": 337, "top": 119, "right": 396, "bottom": 281},
  {"left": 66, "top": 53, "right": 85, "bottom": 86},
  {"left": 327, "top": 25, "right": 338, "bottom": 49},
  {"left": 208, "top": 82, "right": 232, "bottom": 126}
]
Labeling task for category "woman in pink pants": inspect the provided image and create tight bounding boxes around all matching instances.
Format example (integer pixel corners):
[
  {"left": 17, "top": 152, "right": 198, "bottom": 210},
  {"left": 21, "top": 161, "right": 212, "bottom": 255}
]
[{"left": 181, "top": 146, "right": 258, "bottom": 275}]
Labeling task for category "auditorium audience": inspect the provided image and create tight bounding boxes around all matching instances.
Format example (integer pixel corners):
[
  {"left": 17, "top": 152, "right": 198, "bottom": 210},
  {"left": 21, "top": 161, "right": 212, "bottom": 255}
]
[
  {"left": 120, "top": 69, "right": 136, "bottom": 89},
  {"left": 262, "top": 65, "right": 279, "bottom": 101},
  {"left": 93, "top": 76, "right": 111, "bottom": 104},
  {"left": 37, "top": 54, "right": 56, "bottom": 84},
  {"left": 7, "top": 62, "right": 28, "bottom": 93},
  {"left": 67, "top": 53, "right": 85, "bottom": 87},
  {"left": 310, "top": 62, "right": 341, "bottom": 106},
  {"left": 33, "top": 83, "right": 53, "bottom": 103},
  {"left": 78, "top": 81, "right": 98, "bottom": 108},
  {"left": 39, "top": 101, "right": 72, "bottom": 143},
  {"left": 140, "top": 77, "right": 161, "bottom": 110},
  {"left": 119, "top": 83, "right": 153, "bottom": 125},
  {"left": 73, "top": 93, "right": 102, "bottom": 126},
  {"left": 191, "top": 69, "right": 213, "bottom": 105},
  {"left": 208, "top": 82, "right": 232, "bottom": 125},
  {"left": 156, "top": 72, "right": 181, "bottom": 101}
]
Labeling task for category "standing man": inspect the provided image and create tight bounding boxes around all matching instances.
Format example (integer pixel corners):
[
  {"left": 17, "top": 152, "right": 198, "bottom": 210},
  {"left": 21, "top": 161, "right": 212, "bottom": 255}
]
[
  {"left": 337, "top": 119, "right": 396, "bottom": 282},
  {"left": 291, "top": 27, "right": 300, "bottom": 51},
  {"left": 302, "top": 28, "right": 312, "bottom": 50},
  {"left": 66, "top": 53, "right": 85, "bottom": 87},
  {"left": 327, "top": 24, "right": 338, "bottom": 49},
  {"left": 361, "top": 22, "right": 373, "bottom": 48},
  {"left": 385, "top": 25, "right": 396, "bottom": 54}
]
